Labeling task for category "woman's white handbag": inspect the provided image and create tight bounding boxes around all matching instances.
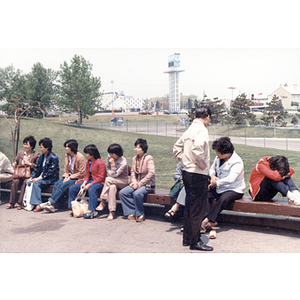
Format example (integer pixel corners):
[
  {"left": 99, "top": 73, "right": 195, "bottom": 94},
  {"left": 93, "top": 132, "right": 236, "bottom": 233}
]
[{"left": 23, "top": 182, "right": 34, "bottom": 211}]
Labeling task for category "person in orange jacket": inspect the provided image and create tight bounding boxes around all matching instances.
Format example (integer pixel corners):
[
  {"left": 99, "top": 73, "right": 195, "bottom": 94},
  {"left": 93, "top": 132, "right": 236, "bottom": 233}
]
[{"left": 249, "top": 155, "right": 300, "bottom": 204}]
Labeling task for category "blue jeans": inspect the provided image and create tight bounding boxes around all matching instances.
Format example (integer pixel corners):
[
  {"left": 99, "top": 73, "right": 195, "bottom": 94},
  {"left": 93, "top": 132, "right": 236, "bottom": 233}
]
[
  {"left": 29, "top": 180, "right": 52, "bottom": 205},
  {"left": 49, "top": 178, "right": 77, "bottom": 206},
  {"left": 119, "top": 185, "right": 150, "bottom": 217},
  {"left": 68, "top": 180, "right": 103, "bottom": 211},
  {"left": 255, "top": 176, "right": 298, "bottom": 201}
]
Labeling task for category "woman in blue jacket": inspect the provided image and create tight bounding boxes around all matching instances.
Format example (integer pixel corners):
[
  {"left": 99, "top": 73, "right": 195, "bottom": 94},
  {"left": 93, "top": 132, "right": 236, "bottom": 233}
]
[{"left": 28, "top": 138, "right": 59, "bottom": 212}]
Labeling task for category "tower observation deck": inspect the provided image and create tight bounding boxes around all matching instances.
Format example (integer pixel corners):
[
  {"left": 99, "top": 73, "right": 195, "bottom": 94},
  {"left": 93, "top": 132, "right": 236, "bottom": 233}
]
[{"left": 164, "top": 53, "right": 185, "bottom": 112}]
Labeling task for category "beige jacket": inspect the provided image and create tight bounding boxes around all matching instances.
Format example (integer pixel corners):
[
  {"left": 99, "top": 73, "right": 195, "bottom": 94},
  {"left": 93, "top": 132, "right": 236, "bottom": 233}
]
[
  {"left": 173, "top": 119, "right": 210, "bottom": 175},
  {"left": 0, "top": 151, "right": 14, "bottom": 175},
  {"left": 63, "top": 152, "right": 85, "bottom": 180},
  {"left": 131, "top": 153, "right": 155, "bottom": 186}
]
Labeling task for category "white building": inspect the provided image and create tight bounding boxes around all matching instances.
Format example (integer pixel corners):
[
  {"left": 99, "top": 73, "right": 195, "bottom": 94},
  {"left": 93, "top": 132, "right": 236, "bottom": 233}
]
[
  {"left": 100, "top": 91, "right": 147, "bottom": 112},
  {"left": 164, "top": 53, "right": 185, "bottom": 112},
  {"left": 124, "top": 96, "right": 146, "bottom": 111},
  {"left": 100, "top": 92, "right": 125, "bottom": 111},
  {"left": 269, "top": 84, "right": 300, "bottom": 110}
]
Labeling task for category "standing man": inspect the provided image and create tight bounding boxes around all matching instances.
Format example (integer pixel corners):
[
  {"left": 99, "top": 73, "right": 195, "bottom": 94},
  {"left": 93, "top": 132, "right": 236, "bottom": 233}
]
[{"left": 173, "top": 106, "right": 213, "bottom": 251}]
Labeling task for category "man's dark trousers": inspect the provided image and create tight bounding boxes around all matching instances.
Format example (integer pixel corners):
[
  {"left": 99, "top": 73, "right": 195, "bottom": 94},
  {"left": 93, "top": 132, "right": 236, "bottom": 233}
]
[{"left": 182, "top": 170, "right": 209, "bottom": 246}]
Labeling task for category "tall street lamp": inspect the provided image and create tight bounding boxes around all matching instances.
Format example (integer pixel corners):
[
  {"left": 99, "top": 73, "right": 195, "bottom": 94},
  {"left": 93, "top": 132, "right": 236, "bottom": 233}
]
[{"left": 111, "top": 80, "right": 114, "bottom": 115}]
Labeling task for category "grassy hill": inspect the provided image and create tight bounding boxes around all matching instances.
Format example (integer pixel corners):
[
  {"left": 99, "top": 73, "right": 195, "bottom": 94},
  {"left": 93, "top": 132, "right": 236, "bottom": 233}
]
[{"left": 1, "top": 116, "right": 299, "bottom": 197}]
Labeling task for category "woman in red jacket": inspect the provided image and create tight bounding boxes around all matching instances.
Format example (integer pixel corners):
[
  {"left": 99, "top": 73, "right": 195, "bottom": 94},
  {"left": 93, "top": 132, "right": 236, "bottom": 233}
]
[
  {"left": 249, "top": 155, "right": 300, "bottom": 204},
  {"left": 68, "top": 144, "right": 106, "bottom": 218}
]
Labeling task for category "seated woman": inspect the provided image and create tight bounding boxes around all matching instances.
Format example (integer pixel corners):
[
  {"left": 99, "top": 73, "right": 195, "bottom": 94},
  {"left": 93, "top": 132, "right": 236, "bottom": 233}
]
[
  {"left": 28, "top": 138, "right": 60, "bottom": 212},
  {"left": 96, "top": 143, "right": 130, "bottom": 220},
  {"left": 201, "top": 137, "right": 245, "bottom": 238},
  {"left": 119, "top": 138, "right": 155, "bottom": 222},
  {"left": 42, "top": 139, "right": 85, "bottom": 213},
  {"left": 68, "top": 144, "right": 106, "bottom": 219},
  {"left": 165, "top": 162, "right": 186, "bottom": 219},
  {"left": 249, "top": 155, "right": 300, "bottom": 204},
  {"left": 7, "top": 136, "right": 40, "bottom": 210}
]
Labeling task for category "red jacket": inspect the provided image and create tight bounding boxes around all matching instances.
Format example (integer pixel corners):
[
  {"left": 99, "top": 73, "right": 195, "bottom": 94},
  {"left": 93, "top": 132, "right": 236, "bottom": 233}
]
[
  {"left": 84, "top": 158, "right": 106, "bottom": 185},
  {"left": 249, "top": 156, "right": 294, "bottom": 199}
]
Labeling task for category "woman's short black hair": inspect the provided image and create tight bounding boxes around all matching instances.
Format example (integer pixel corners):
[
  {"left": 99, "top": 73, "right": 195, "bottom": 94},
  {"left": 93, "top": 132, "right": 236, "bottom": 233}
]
[
  {"left": 134, "top": 138, "right": 148, "bottom": 153},
  {"left": 269, "top": 155, "right": 290, "bottom": 177},
  {"left": 64, "top": 139, "right": 78, "bottom": 154},
  {"left": 84, "top": 144, "right": 101, "bottom": 159},
  {"left": 212, "top": 137, "right": 234, "bottom": 154},
  {"left": 107, "top": 143, "right": 123, "bottom": 157},
  {"left": 39, "top": 137, "right": 53, "bottom": 152},
  {"left": 195, "top": 106, "right": 212, "bottom": 119},
  {"left": 23, "top": 135, "right": 36, "bottom": 149}
]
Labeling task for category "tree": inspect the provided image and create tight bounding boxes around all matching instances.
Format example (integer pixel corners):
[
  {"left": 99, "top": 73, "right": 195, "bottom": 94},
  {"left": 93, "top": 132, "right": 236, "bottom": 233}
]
[
  {"left": 58, "top": 55, "right": 101, "bottom": 125},
  {"left": 198, "top": 98, "right": 227, "bottom": 124},
  {"left": 261, "top": 95, "right": 288, "bottom": 126},
  {"left": 0, "top": 65, "right": 34, "bottom": 156},
  {"left": 188, "top": 98, "right": 227, "bottom": 125},
  {"left": 230, "top": 93, "right": 256, "bottom": 125},
  {"left": 291, "top": 115, "right": 298, "bottom": 125},
  {"left": 25, "top": 62, "right": 59, "bottom": 118}
]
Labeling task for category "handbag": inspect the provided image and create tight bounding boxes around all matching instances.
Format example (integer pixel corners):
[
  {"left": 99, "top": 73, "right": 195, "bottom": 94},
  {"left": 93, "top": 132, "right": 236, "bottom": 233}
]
[
  {"left": 71, "top": 187, "right": 88, "bottom": 218},
  {"left": 23, "top": 182, "right": 34, "bottom": 211},
  {"left": 168, "top": 181, "right": 183, "bottom": 201},
  {"left": 71, "top": 200, "right": 89, "bottom": 218},
  {"left": 13, "top": 165, "right": 31, "bottom": 179}
]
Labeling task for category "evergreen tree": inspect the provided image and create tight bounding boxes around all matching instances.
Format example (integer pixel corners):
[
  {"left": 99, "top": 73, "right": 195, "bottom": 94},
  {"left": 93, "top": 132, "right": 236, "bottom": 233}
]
[
  {"left": 230, "top": 93, "right": 256, "bottom": 125},
  {"left": 291, "top": 115, "right": 298, "bottom": 125},
  {"left": 261, "top": 94, "right": 288, "bottom": 126},
  {"left": 187, "top": 98, "right": 226, "bottom": 125},
  {"left": 198, "top": 98, "right": 226, "bottom": 124}
]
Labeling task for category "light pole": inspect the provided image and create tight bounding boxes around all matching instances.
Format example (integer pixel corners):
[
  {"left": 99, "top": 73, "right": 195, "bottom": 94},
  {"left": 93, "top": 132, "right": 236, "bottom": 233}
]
[
  {"left": 111, "top": 80, "right": 114, "bottom": 115},
  {"left": 274, "top": 115, "right": 277, "bottom": 138},
  {"left": 228, "top": 87, "right": 236, "bottom": 103}
]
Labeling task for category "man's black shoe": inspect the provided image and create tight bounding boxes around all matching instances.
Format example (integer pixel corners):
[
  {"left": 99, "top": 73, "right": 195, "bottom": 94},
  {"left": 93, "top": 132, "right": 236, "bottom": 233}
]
[
  {"left": 190, "top": 240, "right": 213, "bottom": 251},
  {"left": 183, "top": 239, "right": 189, "bottom": 246}
]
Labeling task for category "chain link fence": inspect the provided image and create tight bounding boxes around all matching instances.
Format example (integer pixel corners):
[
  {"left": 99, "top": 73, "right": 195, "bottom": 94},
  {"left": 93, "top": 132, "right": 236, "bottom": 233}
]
[{"left": 88, "top": 121, "right": 300, "bottom": 151}]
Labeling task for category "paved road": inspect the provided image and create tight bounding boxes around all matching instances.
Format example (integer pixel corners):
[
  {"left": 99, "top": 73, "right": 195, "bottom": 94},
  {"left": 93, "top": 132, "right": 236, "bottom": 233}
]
[
  {"left": 88, "top": 121, "right": 300, "bottom": 152},
  {"left": 1, "top": 202, "right": 300, "bottom": 253}
]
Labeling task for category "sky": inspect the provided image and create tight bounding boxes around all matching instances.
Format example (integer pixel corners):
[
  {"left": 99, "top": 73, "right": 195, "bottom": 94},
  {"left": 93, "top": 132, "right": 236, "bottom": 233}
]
[
  {"left": 1, "top": 47, "right": 299, "bottom": 101},
  {"left": 1, "top": 1, "right": 299, "bottom": 103}
]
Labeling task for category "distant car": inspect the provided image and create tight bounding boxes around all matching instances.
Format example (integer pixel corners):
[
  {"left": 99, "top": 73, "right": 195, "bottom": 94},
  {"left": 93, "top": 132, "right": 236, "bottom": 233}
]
[
  {"left": 139, "top": 111, "right": 152, "bottom": 115},
  {"left": 171, "top": 111, "right": 180, "bottom": 114},
  {"left": 163, "top": 110, "right": 171, "bottom": 115},
  {"left": 46, "top": 113, "right": 56, "bottom": 117},
  {"left": 293, "top": 125, "right": 300, "bottom": 129}
]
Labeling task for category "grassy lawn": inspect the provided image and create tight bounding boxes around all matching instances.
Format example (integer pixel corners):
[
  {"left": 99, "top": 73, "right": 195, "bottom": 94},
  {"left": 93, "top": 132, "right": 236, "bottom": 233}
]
[{"left": 1, "top": 116, "right": 299, "bottom": 198}]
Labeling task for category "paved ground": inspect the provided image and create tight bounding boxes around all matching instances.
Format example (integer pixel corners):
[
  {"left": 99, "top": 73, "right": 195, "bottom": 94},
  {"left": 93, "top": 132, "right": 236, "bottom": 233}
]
[{"left": 1, "top": 200, "right": 300, "bottom": 253}]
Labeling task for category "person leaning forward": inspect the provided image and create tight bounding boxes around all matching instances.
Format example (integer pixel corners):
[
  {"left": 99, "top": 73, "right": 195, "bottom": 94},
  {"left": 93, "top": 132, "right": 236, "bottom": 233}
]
[{"left": 173, "top": 106, "right": 213, "bottom": 251}]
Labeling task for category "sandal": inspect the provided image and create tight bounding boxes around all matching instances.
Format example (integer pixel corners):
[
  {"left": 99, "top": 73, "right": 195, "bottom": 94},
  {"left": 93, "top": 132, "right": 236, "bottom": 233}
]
[
  {"left": 6, "top": 204, "right": 14, "bottom": 209},
  {"left": 209, "top": 230, "right": 217, "bottom": 239},
  {"left": 96, "top": 200, "right": 106, "bottom": 211},
  {"left": 16, "top": 204, "right": 22, "bottom": 210},
  {"left": 107, "top": 211, "right": 115, "bottom": 221},
  {"left": 164, "top": 209, "right": 175, "bottom": 218},
  {"left": 33, "top": 205, "right": 43, "bottom": 212}
]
